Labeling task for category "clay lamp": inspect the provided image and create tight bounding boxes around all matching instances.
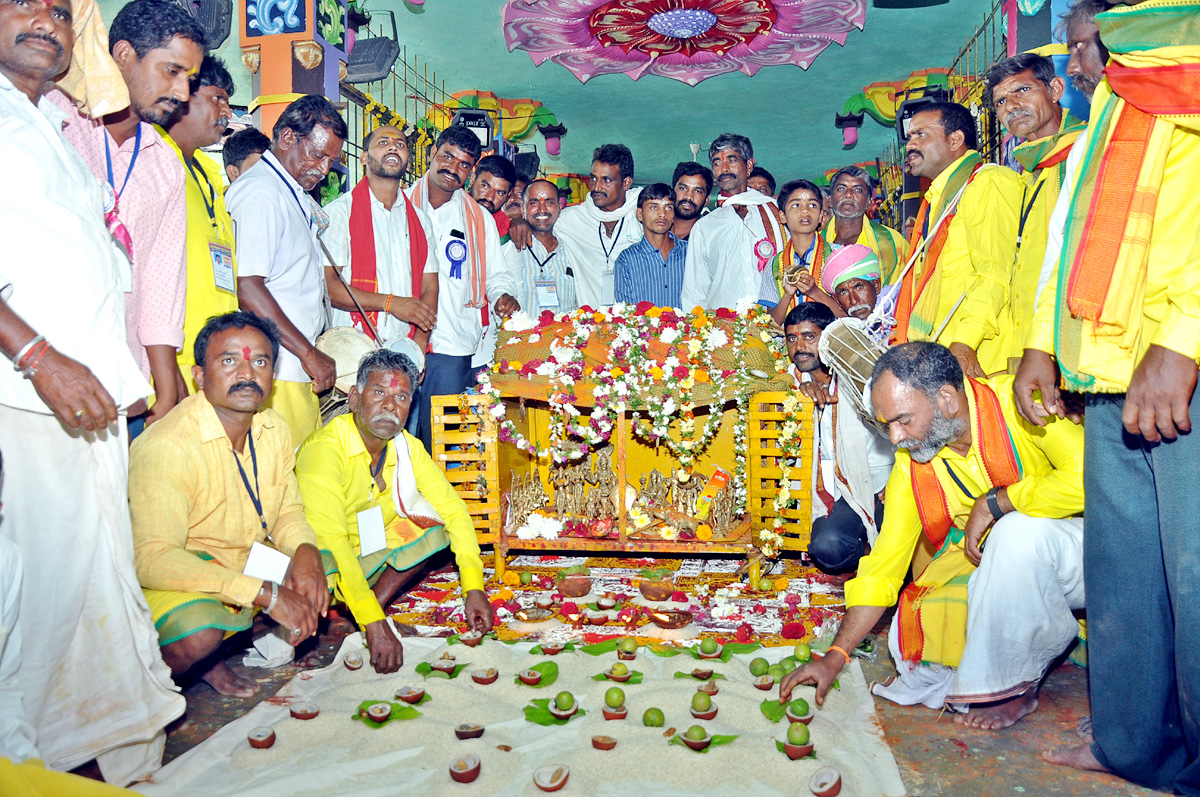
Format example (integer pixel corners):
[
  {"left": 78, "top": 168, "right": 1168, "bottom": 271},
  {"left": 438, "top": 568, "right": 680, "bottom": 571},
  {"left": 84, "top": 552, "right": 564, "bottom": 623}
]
[
  {"left": 533, "top": 764, "right": 570, "bottom": 792},
  {"left": 431, "top": 655, "right": 457, "bottom": 675},
  {"left": 639, "top": 575, "right": 674, "bottom": 602},
  {"left": 597, "top": 596, "right": 617, "bottom": 611},
  {"left": 471, "top": 668, "right": 498, "bottom": 685},
  {"left": 540, "top": 642, "right": 566, "bottom": 656},
  {"left": 395, "top": 686, "right": 424, "bottom": 704},
  {"left": 518, "top": 668, "right": 543, "bottom": 686},
  {"left": 809, "top": 766, "right": 842, "bottom": 796},
  {"left": 459, "top": 630, "right": 484, "bottom": 647},
  {"left": 690, "top": 691, "right": 717, "bottom": 720},
  {"left": 566, "top": 613, "right": 584, "bottom": 631},
  {"left": 548, "top": 691, "right": 578, "bottom": 720},
  {"left": 697, "top": 680, "right": 719, "bottom": 697},
  {"left": 604, "top": 662, "right": 632, "bottom": 682},
  {"left": 365, "top": 702, "right": 392, "bottom": 723},
  {"left": 649, "top": 610, "right": 693, "bottom": 629},
  {"left": 586, "top": 610, "right": 608, "bottom": 626},
  {"left": 591, "top": 735, "right": 617, "bottom": 751},
  {"left": 247, "top": 727, "right": 276, "bottom": 749},
  {"left": 602, "top": 704, "right": 628, "bottom": 720},
  {"left": 516, "top": 607, "right": 552, "bottom": 623},
  {"left": 622, "top": 612, "right": 641, "bottom": 633},
  {"left": 454, "top": 723, "right": 485, "bottom": 740},
  {"left": 785, "top": 697, "right": 815, "bottom": 725},
  {"left": 753, "top": 674, "right": 776, "bottom": 691},
  {"left": 289, "top": 701, "right": 319, "bottom": 720},
  {"left": 783, "top": 721, "right": 814, "bottom": 759},
  {"left": 680, "top": 725, "right": 712, "bottom": 751},
  {"left": 343, "top": 651, "right": 364, "bottom": 671},
  {"left": 689, "top": 668, "right": 714, "bottom": 680},
  {"left": 535, "top": 595, "right": 555, "bottom": 610},
  {"left": 449, "top": 754, "right": 481, "bottom": 784}
]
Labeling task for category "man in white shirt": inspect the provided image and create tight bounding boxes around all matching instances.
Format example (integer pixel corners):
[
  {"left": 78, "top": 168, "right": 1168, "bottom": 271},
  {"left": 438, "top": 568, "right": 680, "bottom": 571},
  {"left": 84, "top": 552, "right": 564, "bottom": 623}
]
[
  {"left": 407, "top": 125, "right": 516, "bottom": 451},
  {"left": 785, "top": 303, "right": 893, "bottom": 574},
  {"left": 0, "top": 0, "right": 184, "bottom": 782},
  {"left": 227, "top": 95, "right": 344, "bottom": 448},
  {"left": 681, "top": 133, "right": 788, "bottom": 310},
  {"left": 323, "top": 125, "right": 438, "bottom": 351},
  {"left": 553, "top": 143, "right": 643, "bottom": 307},
  {"left": 505, "top": 179, "right": 579, "bottom": 316}
]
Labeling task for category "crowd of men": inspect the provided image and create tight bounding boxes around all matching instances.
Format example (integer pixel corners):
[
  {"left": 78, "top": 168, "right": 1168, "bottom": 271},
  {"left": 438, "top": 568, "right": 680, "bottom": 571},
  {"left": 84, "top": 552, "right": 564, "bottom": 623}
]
[{"left": 0, "top": 0, "right": 1197, "bottom": 792}]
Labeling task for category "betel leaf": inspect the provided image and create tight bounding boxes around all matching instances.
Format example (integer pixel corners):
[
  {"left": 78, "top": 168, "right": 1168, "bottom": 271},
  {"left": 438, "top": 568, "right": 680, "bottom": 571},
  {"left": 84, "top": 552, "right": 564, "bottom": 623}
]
[
  {"left": 579, "top": 639, "right": 620, "bottom": 656},
  {"left": 530, "top": 642, "right": 577, "bottom": 654},
  {"left": 514, "top": 660, "right": 559, "bottom": 688},
  {"left": 523, "top": 698, "right": 587, "bottom": 726},
  {"left": 415, "top": 661, "right": 469, "bottom": 679},
  {"left": 649, "top": 644, "right": 692, "bottom": 658},
  {"left": 668, "top": 733, "right": 738, "bottom": 753},
  {"left": 590, "top": 670, "right": 643, "bottom": 684},
  {"left": 775, "top": 739, "right": 817, "bottom": 759},
  {"left": 760, "top": 699, "right": 787, "bottom": 723},
  {"left": 718, "top": 642, "right": 762, "bottom": 661},
  {"left": 672, "top": 671, "right": 726, "bottom": 680},
  {"left": 350, "top": 701, "right": 421, "bottom": 728},
  {"left": 640, "top": 568, "right": 671, "bottom": 580},
  {"left": 448, "top": 631, "right": 497, "bottom": 646}
]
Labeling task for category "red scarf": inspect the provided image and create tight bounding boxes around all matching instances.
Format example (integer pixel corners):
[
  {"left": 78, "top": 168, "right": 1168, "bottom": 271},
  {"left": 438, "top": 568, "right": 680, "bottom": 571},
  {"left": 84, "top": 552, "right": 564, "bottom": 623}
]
[{"left": 349, "top": 178, "right": 429, "bottom": 341}]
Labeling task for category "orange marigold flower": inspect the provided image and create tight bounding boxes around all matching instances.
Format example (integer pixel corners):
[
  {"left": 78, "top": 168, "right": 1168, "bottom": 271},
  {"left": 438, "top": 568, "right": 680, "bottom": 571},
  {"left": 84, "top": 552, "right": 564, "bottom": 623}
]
[
  {"left": 650, "top": 366, "right": 664, "bottom": 380},
  {"left": 693, "top": 369, "right": 709, "bottom": 383},
  {"left": 610, "top": 367, "right": 624, "bottom": 377}
]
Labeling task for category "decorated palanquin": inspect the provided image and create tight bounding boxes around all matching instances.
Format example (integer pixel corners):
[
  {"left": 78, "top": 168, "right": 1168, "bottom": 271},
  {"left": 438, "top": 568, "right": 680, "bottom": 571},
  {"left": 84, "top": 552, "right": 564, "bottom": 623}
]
[{"left": 431, "top": 303, "right": 819, "bottom": 583}]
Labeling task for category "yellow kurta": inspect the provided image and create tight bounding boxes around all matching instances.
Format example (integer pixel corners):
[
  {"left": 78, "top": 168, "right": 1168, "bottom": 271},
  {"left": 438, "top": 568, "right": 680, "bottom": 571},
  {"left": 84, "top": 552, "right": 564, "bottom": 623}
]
[
  {"left": 130, "top": 392, "right": 317, "bottom": 607},
  {"left": 855, "top": 221, "right": 909, "bottom": 284},
  {"left": 846, "top": 375, "right": 1085, "bottom": 611},
  {"left": 295, "top": 413, "right": 485, "bottom": 628},
  {"left": 159, "top": 132, "right": 239, "bottom": 388},
  {"left": 907, "top": 152, "right": 1023, "bottom": 374},
  {"left": 1026, "top": 79, "right": 1200, "bottom": 390}
]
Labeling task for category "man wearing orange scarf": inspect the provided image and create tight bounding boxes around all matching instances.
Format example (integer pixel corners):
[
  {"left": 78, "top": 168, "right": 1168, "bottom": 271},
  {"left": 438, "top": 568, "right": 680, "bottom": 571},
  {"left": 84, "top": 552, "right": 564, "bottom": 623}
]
[
  {"left": 781, "top": 343, "right": 1084, "bottom": 731},
  {"left": 1015, "top": 0, "right": 1200, "bottom": 788}
]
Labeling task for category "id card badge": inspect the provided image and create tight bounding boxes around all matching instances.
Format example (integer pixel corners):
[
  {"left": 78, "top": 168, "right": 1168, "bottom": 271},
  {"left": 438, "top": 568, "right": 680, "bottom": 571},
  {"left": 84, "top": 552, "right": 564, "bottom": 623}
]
[
  {"left": 534, "top": 280, "right": 560, "bottom": 308},
  {"left": 243, "top": 541, "right": 291, "bottom": 583},
  {"left": 209, "top": 243, "right": 236, "bottom": 294},
  {"left": 357, "top": 503, "right": 388, "bottom": 556}
]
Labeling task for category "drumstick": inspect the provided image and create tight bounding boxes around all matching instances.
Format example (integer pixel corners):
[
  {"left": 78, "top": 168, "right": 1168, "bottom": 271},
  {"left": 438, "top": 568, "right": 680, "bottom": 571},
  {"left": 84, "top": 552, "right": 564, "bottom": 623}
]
[{"left": 316, "top": 236, "right": 382, "bottom": 343}]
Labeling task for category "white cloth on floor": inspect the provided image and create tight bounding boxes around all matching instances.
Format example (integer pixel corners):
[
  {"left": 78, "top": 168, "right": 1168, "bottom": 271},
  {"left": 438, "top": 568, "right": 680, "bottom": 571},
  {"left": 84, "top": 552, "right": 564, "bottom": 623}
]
[
  {"left": 872, "top": 512, "right": 1085, "bottom": 710},
  {"left": 0, "top": 407, "right": 184, "bottom": 785},
  {"left": 242, "top": 633, "right": 296, "bottom": 669},
  {"left": 0, "top": 535, "right": 38, "bottom": 762}
]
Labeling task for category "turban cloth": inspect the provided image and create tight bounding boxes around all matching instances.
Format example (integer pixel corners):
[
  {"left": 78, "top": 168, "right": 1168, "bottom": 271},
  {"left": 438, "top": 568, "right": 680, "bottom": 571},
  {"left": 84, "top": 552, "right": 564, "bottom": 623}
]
[
  {"left": 55, "top": 0, "right": 130, "bottom": 118},
  {"left": 821, "top": 244, "right": 880, "bottom": 294}
]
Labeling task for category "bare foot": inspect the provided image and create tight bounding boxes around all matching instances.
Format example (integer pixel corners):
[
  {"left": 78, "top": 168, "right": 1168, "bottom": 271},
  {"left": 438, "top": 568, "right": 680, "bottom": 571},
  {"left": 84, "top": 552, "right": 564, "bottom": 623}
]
[
  {"left": 954, "top": 691, "right": 1039, "bottom": 730},
  {"left": 200, "top": 660, "right": 259, "bottom": 698},
  {"left": 1043, "top": 743, "right": 1109, "bottom": 773}
]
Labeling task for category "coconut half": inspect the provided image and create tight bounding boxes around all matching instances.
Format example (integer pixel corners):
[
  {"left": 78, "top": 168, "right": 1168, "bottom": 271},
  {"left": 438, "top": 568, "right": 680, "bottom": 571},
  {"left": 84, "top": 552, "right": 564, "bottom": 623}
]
[
  {"left": 289, "top": 701, "right": 319, "bottom": 720},
  {"left": 533, "top": 764, "right": 570, "bottom": 792},
  {"left": 449, "top": 754, "right": 481, "bottom": 784},
  {"left": 247, "top": 727, "right": 276, "bottom": 749},
  {"left": 809, "top": 766, "right": 842, "bottom": 796}
]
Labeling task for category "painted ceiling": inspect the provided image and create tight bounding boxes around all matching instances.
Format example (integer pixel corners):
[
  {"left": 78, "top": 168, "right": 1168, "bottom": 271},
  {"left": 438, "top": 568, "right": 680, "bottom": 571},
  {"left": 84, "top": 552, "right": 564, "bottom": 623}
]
[{"left": 382, "top": 0, "right": 992, "bottom": 184}]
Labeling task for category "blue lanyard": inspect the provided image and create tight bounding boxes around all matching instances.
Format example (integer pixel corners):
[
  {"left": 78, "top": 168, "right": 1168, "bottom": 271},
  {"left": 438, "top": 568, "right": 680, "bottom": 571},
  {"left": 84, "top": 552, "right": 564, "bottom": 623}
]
[
  {"left": 369, "top": 442, "right": 388, "bottom": 492},
  {"left": 263, "top": 155, "right": 311, "bottom": 228},
  {"left": 233, "top": 431, "right": 272, "bottom": 542},
  {"left": 103, "top": 123, "right": 142, "bottom": 203}
]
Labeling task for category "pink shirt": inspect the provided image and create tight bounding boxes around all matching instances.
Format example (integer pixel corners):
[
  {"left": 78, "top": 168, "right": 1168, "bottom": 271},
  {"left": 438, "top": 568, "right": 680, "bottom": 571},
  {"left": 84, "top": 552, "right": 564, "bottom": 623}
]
[{"left": 49, "top": 90, "right": 187, "bottom": 382}]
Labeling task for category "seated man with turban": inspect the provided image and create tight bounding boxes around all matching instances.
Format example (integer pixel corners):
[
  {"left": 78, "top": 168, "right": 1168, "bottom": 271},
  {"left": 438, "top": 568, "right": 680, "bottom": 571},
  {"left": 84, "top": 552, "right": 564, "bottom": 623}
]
[
  {"left": 296, "top": 350, "right": 494, "bottom": 674},
  {"left": 822, "top": 244, "right": 883, "bottom": 322}
]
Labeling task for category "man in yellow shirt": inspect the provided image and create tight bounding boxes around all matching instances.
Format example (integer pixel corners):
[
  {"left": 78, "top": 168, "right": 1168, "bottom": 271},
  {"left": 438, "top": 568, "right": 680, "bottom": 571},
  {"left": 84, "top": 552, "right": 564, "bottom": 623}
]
[
  {"left": 892, "top": 103, "right": 1022, "bottom": 378},
  {"left": 826, "top": 165, "right": 908, "bottom": 283},
  {"left": 984, "top": 53, "right": 1085, "bottom": 374},
  {"left": 161, "top": 55, "right": 238, "bottom": 391},
  {"left": 781, "top": 342, "right": 1084, "bottom": 731},
  {"left": 296, "top": 350, "right": 493, "bottom": 674},
  {"left": 131, "top": 312, "right": 329, "bottom": 697},
  {"left": 1016, "top": 0, "right": 1200, "bottom": 786}
]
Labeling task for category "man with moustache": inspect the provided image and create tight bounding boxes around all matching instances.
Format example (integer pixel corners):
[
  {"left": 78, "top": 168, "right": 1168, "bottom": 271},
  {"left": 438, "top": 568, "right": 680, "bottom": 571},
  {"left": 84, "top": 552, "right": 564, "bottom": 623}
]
[
  {"left": 407, "top": 125, "right": 515, "bottom": 451},
  {"left": 780, "top": 342, "right": 1085, "bottom": 730},
  {"left": 682, "top": 133, "right": 788, "bottom": 310},
  {"left": 132, "top": 312, "right": 327, "bottom": 698},
  {"left": 503, "top": 173, "right": 529, "bottom": 221},
  {"left": 985, "top": 53, "right": 1085, "bottom": 373},
  {"left": 614, "top": 183, "right": 687, "bottom": 308},
  {"left": 0, "top": 0, "right": 184, "bottom": 781},
  {"left": 891, "top": 103, "right": 1022, "bottom": 379},
  {"left": 161, "top": 55, "right": 239, "bottom": 391},
  {"left": 820, "top": 244, "right": 885, "bottom": 322},
  {"left": 784, "top": 303, "right": 892, "bottom": 575},
  {"left": 323, "top": 125, "right": 438, "bottom": 355},
  {"left": 470, "top": 153, "right": 516, "bottom": 236},
  {"left": 1059, "top": 0, "right": 1109, "bottom": 102},
  {"left": 670, "top": 161, "right": 712, "bottom": 241},
  {"left": 505, "top": 179, "right": 578, "bottom": 315},
  {"left": 227, "top": 95, "right": 344, "bottom": 448},
  {"left": 554, "top": 143, "right": 643, "bottom": 307},
  {"left": 296, "top": 350, "right": 492, "bottom": 673},
  {"left": 827, "top": 166, "right": 908, "bottom": 283},
  {"left": 51, "top": 0, "right": 205, "bottom": 431}
]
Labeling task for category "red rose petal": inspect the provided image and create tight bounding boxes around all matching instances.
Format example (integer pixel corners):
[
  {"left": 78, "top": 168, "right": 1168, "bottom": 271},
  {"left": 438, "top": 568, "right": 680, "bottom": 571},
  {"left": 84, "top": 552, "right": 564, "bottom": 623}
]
[{"left": 781, "top": 622, "right": 805, "bottom": 639}]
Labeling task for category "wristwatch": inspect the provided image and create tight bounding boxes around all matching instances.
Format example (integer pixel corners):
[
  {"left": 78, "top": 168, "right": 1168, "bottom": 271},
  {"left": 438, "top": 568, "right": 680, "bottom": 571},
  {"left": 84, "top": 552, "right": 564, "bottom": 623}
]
[{"left": 985, "top": 487, "right": 1004, "bottom": 521}]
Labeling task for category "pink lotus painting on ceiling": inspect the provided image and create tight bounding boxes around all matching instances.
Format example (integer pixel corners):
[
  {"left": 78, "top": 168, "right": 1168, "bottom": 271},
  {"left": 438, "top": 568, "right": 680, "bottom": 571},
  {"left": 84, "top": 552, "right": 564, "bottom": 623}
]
[{"left": 502, "top": 0, "right": 867, "bottom": 85}]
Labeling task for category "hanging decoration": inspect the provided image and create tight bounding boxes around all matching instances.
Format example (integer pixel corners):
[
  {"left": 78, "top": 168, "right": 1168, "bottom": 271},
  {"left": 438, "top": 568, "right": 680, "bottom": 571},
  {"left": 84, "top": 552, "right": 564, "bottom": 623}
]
[{"left": 502, "top": 0, "right": 866, "bottom": 86}]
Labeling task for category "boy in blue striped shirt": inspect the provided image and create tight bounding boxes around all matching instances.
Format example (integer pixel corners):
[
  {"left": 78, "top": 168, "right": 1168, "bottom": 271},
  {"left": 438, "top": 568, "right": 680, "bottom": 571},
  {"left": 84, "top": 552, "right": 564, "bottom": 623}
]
[{"left": 613, "top": 183, "right": 688, "bottom": 309}]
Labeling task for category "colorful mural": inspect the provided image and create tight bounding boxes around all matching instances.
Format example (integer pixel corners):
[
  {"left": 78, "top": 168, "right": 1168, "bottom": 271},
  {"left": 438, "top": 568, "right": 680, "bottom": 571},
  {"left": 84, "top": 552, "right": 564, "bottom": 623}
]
[
  {"left": 424, "top": 90, "right": 569, "bottom": 155},
  {"left": 834, "top": 68, "right": 974, "bottom": 146}
]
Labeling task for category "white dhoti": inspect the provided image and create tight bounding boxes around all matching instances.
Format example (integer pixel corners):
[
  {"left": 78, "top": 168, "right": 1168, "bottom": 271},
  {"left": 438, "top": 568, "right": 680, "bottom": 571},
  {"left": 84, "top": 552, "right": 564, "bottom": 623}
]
[
  {"left": 872, "top": 512, "right": 1085, "bottom": 710},
  {"left": 0, "top": 534, "right": 38, "bottom": 762},
  {"left": 0, "top": 405, "right": 184, "bottom": 785}
]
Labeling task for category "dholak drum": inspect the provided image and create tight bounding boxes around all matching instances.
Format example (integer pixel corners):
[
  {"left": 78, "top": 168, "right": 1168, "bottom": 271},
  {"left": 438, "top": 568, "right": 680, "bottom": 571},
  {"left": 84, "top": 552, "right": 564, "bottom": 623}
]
[
  {"left": 382, "top": 334, "right": 426, "bottom": 375},
  {"left": 316, "top": 326, "right": 376, "bottom": 423}
]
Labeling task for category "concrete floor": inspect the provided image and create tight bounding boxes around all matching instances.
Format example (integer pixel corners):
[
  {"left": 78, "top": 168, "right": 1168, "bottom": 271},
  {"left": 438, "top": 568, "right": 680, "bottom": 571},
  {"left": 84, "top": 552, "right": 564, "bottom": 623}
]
[{"left": 163, "top": 612, "right": 1159, "bottom": 796}]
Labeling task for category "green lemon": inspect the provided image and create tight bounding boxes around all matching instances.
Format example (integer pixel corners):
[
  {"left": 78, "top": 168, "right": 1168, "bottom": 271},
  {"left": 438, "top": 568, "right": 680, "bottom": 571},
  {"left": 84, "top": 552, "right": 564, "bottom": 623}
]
[
  {"left": 757, "top": 577, "right": 775, "bottom": 592},
  {"left": 793, "top": 642, "right": 812, "bottom": 662},
  {"left": 555, "top": 691, "right": 574, "bottom": 711},
  {"left": 749, "top": 657, "right": 769, "bottom": 676},
  {"left": 789, "top": 697, "right": 810, "bottom": 717},
  {"left": 643, "top": 707, "right": 665, "bottom": 727},
  {"left": 787, "top": 721, "right": 810, "bottom": 745},
  {"left": 519, "top": 571, "right": 533, "bottom": 585},
  {"left": 778, "top": 657, "right": 799, "bottom": 674},
  {"left": 766, "top": 665, "right": 786, "bottom": 681},
  {"left": 611, "top": 662, "right": 628, "bottom": 676},
  {"left": 605, "top": 687, "right": 625, "bottom": 708},
  {"left": 699, "top": 637, "right": 719, "bottom": 655},
  {"left": 619, "top": 637, "right": 638, "bottom": 654},
  {"left": 691, "top": 691, "right": 712, "bottom": 712},
  {"left": 685, "top": 724, "right": 707, "bottom": 741}
]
